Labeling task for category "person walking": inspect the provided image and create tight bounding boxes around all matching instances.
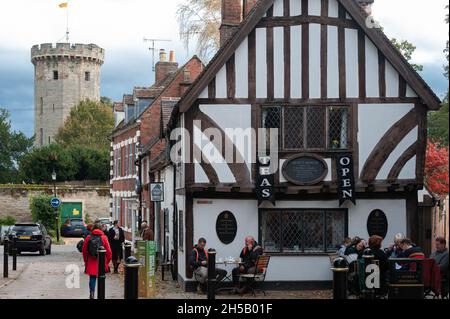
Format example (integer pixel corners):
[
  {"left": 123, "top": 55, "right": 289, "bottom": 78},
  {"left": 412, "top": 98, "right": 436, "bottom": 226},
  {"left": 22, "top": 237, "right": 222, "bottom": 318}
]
[
  {"left": 108, "top": 220, "right": 125, "bottom": 274},
  {"left": 82, "top": 223, "right": 112, "bottom": 299},
  {"left": 140, "top": 222, "right": 154, "bottom": 241}
]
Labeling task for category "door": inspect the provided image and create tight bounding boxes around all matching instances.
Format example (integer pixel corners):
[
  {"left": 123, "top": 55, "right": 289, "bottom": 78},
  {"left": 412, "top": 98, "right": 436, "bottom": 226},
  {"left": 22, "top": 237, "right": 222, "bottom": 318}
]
[{"left": 61, "top": 202, "right": 83, "bottom": 221}]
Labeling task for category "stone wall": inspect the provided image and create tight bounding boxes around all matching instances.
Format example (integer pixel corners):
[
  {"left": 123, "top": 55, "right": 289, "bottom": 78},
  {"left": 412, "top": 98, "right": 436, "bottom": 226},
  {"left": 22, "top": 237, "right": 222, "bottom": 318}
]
[{"left": 0, "top": 184, "right": 110, "bottom": 223}]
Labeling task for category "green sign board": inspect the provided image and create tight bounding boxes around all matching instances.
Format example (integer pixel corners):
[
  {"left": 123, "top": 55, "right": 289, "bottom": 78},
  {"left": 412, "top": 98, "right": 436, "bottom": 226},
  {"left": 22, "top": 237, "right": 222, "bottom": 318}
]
[{"left": 136, "top": 240, "right": 156, "bottom": 298}]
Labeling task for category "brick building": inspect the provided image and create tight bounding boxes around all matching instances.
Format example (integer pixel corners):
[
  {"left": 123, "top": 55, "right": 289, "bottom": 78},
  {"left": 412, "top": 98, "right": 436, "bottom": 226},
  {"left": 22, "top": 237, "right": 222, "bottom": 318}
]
[{"left": 111, "top": 50, "right": 203, "bottom": 242}]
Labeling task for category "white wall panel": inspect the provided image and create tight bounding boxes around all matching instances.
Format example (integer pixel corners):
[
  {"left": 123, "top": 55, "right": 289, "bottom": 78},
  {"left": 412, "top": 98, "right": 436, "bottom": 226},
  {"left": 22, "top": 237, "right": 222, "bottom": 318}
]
[
  {"left": 235, "top": 37, "right": 249, "bottom": 98},
  {"left": 256, "top": 28, "right": 268, "bottom": 98},
  {"left": 274, "top": 27, "right": 285, "bottom": 98}
]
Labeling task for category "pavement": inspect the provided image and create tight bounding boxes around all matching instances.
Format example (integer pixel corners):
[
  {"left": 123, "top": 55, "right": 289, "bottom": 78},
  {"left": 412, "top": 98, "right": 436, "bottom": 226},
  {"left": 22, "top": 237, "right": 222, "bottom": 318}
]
[
  {"left": 1, "top": 238, "right": 333, "bottom": 299},
  {"left": 0, "top": 238, "right": 124, "bottom": 299}
]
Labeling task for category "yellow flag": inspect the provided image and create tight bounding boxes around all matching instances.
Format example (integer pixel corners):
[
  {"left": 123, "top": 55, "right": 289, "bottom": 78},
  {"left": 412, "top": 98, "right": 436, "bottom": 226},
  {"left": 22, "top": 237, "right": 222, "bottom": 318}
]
[{"left": 59, "top": 2, "right": 68, "bottom": 8}]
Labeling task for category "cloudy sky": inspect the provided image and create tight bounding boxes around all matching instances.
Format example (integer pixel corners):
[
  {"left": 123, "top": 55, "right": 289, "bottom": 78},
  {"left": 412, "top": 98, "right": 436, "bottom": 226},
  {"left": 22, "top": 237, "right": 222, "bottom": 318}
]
[{"left": 0, "top": 0, "right": 448, "bottom": 137}]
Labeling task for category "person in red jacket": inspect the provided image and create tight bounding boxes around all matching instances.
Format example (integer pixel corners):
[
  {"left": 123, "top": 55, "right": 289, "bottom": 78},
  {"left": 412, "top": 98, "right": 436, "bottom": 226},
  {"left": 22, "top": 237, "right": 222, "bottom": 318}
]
[{"left": 82, "top": 222, "right": 112, "bottom": 299}]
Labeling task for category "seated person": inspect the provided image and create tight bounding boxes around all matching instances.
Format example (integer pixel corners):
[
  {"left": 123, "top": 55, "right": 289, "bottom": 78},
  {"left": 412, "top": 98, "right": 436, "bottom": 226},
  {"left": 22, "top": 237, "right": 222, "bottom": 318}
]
[
  {"left": 232, "top": 236, "right": 263, "bottom": 292},
  {"left": 338, "top": 237, "right": 352, "bottom": 257},
  {"left": 385, "top": 233, "right": 406, "bottom": 258},
  {"left": 430, "top": 237, "right": 449, "bottom": 297},
  {"left": 368, "top": 235, "right": 389, "bottom": 294},
  {"left": 399, "top": 239, "right": 425, "bottom": 259},
  {"left": 189, "top": 237, "right": 227, "bottom": 294},
  {"left": 345, "top": 237, "right": 366, "bottom": 264}
]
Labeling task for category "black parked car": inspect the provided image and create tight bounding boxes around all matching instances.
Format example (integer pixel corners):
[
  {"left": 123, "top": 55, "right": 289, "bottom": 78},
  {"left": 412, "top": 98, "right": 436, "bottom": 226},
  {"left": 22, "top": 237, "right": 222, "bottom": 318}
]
[{"left": 8, "top": 223, "right": 52, "bottom": 255}]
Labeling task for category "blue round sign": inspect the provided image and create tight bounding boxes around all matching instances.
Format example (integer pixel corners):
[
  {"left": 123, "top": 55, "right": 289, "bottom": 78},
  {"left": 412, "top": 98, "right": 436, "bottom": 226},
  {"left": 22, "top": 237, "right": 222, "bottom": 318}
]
[{"left": 50, "top": 197, "right": 61, "bottom": 208}]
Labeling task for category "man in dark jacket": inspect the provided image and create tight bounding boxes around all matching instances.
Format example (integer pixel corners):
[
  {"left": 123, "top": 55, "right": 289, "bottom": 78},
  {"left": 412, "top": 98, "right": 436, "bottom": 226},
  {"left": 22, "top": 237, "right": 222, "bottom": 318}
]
[
  {"left": 430, "top": 237, "right": 449, "bottom": 297},
  {"left": 189, "top": 238, "right": 227, "bottom": 293},
  {"left": 232, "top": 236, "right": 263, "bottom": 289},
  {"left": 108, "top": 220, "right": 125, "bottom": 274}
]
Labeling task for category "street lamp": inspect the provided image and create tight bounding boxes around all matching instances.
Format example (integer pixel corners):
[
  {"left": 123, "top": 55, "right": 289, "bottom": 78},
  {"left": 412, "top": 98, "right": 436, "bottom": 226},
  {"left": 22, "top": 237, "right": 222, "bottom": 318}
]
[{"left": 52, "top": 170, "right": 60, "bottom": 242}]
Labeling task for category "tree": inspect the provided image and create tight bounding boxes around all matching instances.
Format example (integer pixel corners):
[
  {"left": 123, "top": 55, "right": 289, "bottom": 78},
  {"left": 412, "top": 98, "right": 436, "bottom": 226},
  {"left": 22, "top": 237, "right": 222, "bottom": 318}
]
[
  {"left": 55, "top": 99, "right": 114, "bottom": 150},
  {"left": 0, "top": 108, "right": 34, "bottom": 183},
  {"left": 30, "top": 194, "right": 61, "bottom": 234},
  {"left": 19, "top": 144, "right": 109, "bottom": 183},
  {"left": 19, "top": 144, "right": 77, "bottom": 183},
  {"left": 390, "top": 38, "right": 423, "bottom": 72},
  {"left": 177, "top": 0, "right": 221, "bottom": 60},
  {"left": 428, "top": 6, "right": 449, "bottom": 146},
  {"left": 424, "top": 141, "right": 449, "bottom": 196}
]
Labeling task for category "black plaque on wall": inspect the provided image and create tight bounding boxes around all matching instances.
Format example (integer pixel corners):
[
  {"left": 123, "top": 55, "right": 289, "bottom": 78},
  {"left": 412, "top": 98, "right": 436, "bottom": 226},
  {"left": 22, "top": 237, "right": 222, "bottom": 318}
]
[
  {"left": 282, "top": 154, "right": 328, "bottom": 185},
  {"left": 367, "top": 209, "right": 388, "bottom": 239},
  {"left": 216, "top": 211, "right": 238, "bottom": 245}
]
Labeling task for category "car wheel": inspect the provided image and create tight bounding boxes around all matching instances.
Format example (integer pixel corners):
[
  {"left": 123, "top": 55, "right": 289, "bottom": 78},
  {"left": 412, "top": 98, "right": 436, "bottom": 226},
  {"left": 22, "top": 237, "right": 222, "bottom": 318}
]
[
  {"left": 46, "top": 245, "right": 51, "bottom": 255},
  {"left": 39, "top": 247, "right": 45, "bottom": 256}
]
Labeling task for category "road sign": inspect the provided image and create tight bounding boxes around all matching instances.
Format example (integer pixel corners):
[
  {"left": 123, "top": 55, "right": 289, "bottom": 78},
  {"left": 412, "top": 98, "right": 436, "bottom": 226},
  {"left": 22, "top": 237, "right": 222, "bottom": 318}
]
[{"left": 50, "top": 197, "right": 61, "bottom": 208}]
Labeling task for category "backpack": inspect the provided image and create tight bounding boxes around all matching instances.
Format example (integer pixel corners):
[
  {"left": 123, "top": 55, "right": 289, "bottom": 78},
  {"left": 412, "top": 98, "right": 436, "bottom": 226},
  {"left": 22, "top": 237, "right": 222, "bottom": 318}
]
[
  {"left": 76, "top": 239, "right": 84, "bottom": 253},
  {"left": 87, "top": 234, "right": 103, "bottom": 257}
]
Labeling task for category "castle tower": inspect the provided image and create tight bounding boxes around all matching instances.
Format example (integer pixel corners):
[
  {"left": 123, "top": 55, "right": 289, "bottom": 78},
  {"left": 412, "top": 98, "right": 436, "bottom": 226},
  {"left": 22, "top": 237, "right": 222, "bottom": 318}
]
[{"left": 31, "top": 43, "right": 105, "bottom": 147}]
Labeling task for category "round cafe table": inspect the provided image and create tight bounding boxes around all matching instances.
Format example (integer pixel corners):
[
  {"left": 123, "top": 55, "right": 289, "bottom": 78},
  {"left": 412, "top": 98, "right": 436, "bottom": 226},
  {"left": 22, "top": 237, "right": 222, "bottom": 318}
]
[{"left": 215, "top": 259, "right": 244, "bottom": 294}]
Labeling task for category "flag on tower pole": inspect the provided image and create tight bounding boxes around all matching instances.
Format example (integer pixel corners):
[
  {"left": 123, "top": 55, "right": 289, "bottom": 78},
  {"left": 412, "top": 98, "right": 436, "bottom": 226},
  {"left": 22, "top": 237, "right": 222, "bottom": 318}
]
[{"left": 59, "top": 2, "right": 68, "bottom": 8}]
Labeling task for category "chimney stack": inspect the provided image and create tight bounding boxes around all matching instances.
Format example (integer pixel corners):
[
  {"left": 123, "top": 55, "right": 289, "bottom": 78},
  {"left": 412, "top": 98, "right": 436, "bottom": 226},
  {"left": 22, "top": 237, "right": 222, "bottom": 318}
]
[
  {"left": 243, "top": 0, "right": 257, "bottom": 18},
  {"left": 356, "top": 0, "right": 374, "bottom": 16},
  {"left": 220, "top": 0, "right": 242, "bottom": 46},
  {"left": 155, "top": 49, "right": 178, "bottom": 85}
]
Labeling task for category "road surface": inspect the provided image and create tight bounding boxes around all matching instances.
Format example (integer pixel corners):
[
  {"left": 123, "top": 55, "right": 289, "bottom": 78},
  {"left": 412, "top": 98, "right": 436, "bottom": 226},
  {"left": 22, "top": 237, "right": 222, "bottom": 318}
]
[{"left": 0, "top": 238, "right": 123, "bottom": 299}]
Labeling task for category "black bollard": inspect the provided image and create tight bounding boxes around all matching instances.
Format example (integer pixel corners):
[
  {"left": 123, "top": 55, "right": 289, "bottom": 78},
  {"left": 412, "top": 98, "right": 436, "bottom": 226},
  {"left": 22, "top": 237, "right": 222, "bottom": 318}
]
[
  {"left": 12, "top": 236, "right": 17, "bottom": 271},
  {"left": 331, "top": 257, "right": 349, "bottom": 299},
  {"left": 97, "top": 246, "right": 106, "bottom": 300},
  {"left": 362, "top": 248, "right": 375, "bottom": 300},
  {"left": 3, "top": 238, "right": 9, "bottom": 278},
  {"left": 207, "top": 248, "right": 217, "bottom": 300},
  {"left": 124, "top": 256, "right": 141, "bottom": 299},
  {"left": 124, "top": 242, "right": 132, "bottom": 260}
]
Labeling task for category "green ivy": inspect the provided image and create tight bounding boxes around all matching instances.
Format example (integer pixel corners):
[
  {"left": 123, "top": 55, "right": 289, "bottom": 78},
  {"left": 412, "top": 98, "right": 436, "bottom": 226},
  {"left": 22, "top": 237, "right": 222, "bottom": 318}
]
[{"left": 29, "top": 194, "right": 60, "bottom": 232}]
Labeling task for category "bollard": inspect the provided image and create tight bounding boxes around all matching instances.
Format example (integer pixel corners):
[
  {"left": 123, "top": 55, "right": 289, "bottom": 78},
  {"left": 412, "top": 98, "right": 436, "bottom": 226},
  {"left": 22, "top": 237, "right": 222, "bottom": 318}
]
[
  {"left": 331, "top": 257, "right": 349, "bottom": 299},
  {"left": 124, "top": 242, "right": 132, "bottom": 260},
  {"left": 362, "top": 248, "right": 375, "bottom": 300},
  {"left": 124, "top": 256, "right": 141, "bottom": 299},
  {"left": 3, "top": 238, "right": 9, "bottom": 278},
  {"left": 207, "top": 248, "right": 217, "bottom": 300},
  {"left": 97, "top": 246, "right": 106, "bottom": 300},
  {"left": 12, "top": 236, "right": 17, "bottom": 271}
]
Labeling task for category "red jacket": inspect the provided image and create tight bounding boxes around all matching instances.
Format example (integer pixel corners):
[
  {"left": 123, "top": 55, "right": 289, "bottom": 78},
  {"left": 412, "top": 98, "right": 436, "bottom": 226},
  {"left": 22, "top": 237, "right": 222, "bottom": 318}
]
[{"left": 82, "top": 229, "right": 112, "bottom": 276}]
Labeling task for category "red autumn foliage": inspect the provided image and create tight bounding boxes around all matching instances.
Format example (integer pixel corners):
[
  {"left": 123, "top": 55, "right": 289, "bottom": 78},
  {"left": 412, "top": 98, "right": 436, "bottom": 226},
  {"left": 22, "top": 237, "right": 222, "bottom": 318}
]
[{"left": 424, "top": 141, "right": 449, "bottom": 196}]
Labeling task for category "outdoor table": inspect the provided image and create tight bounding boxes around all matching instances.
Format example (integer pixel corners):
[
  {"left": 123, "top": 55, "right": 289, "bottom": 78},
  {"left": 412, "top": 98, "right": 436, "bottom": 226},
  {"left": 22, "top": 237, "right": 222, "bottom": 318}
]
[{"left": 215, "top": 258, "right": 244, "bottom": 294}]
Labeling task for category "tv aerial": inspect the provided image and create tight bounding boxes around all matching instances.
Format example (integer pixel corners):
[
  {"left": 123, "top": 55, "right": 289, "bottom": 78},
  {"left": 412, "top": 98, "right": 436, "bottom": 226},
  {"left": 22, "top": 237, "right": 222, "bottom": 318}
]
[{"left": 143, "top": 38, "right": 172, "bottom": 71}]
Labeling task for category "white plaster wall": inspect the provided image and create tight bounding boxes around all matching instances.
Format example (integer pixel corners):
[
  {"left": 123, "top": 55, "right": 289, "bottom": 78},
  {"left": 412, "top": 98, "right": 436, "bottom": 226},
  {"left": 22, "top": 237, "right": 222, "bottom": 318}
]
[
  {"left": 274, "top": 27, "right": 285, "bottom": 99},
  {"left": 215, "top": 65, "right": 227, "bottom": 98},
  {"left": 358, "top": 103, "right": 415, "bottom": 177},
  {"left": 365, "top": 36, "right": 380, "bottom": 98},
  {"left": 376, "top": 128, "right": 418, "bottom": 180},
  {"left": 290, "top": 25, "right": 302, "bottom": 98},
  {"left": 235, "top": 37, "right": 249, "bottom": 98},
  {"left": 385, "top": 61, "right": 399, "bottom": 97},
  {"left": 327, "top": 25, "right": 339, "bottom": 98},
  {"left": 256, "top": 28, "right": 268, "bottom": 98},
  {"left": 290, "top": 0, "right": 302, "bottom": 16},
  {"left": 308, "top": 0, "right": 322, "bottom": 16},
  {"left": 193, "top": 199, "right": 259, "bottom": 259},
  {"left": 345, "top": 28, "right": 359, "bottom": 98},
  {"left": 309, "top": 23, "right": 321, "bottom": 99},
  {"left": 328, "top": 0, "right": 339, "bottom": 18}
]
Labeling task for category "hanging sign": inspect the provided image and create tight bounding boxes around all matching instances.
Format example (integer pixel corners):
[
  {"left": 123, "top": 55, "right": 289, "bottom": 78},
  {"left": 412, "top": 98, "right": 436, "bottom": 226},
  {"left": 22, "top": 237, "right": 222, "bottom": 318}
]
[
  {"left": 150, "top": 183, "right": 164, "bottom": 202},
  {"left": 256, "top": 156, "right": 275, "bottom": 205},
  {"left": 336, "top": 154, "right": 356, "bottom": 206}
]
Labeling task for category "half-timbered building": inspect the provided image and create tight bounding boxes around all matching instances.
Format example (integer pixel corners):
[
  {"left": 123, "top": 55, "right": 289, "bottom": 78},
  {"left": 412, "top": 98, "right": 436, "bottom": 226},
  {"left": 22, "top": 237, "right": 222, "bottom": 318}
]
[{"left": 166, "top": 0, "right": 441, "bottom": 290}]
